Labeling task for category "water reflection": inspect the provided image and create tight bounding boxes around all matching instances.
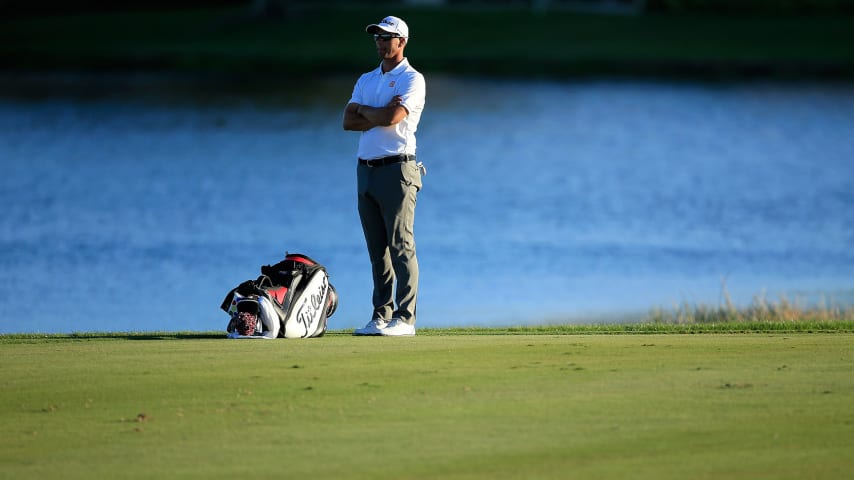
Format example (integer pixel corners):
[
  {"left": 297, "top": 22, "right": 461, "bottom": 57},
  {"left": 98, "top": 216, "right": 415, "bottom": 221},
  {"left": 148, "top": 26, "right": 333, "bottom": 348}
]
[{"left": 1, "top": 74, "right": 852, "bottom": 333}]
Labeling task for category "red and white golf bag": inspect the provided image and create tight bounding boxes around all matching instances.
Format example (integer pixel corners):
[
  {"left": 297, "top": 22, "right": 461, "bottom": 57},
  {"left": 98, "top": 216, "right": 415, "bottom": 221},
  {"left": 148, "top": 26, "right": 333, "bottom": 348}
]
[{"left": 220, "top": 253, "right": 338, "bottom": 339}]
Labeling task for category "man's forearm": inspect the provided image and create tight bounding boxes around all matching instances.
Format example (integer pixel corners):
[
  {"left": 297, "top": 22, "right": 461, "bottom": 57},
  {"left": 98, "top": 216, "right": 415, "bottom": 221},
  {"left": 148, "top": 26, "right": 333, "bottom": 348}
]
[
  {"left": 343, "top": 104, "right": 374, "bottom": 131},
  {"left": 356, "top": 105, "right": 398, "bottom": 127},
  {"left": 343, "top": 101, "right": 407, "bottom": 131}
]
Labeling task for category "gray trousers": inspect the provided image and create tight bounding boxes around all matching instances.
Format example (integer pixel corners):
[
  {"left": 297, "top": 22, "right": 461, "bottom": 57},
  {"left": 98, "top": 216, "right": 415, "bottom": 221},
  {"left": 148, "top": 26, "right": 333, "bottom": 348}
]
[{"left": 357, "top": 160, "right": 422, "bottom": 325}]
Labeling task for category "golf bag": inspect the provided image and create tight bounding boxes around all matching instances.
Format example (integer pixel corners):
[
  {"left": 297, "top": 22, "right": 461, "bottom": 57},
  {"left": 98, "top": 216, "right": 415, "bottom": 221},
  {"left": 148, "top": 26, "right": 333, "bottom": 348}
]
[{"left": 220, "top": 253, "right": 338, "bottom": 339}]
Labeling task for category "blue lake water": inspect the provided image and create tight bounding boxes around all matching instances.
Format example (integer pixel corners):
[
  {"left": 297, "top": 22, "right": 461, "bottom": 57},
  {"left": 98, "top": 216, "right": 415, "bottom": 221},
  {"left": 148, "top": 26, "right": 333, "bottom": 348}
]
[{"left": 1, "top": 74, "right": 852, "bottom": 334}]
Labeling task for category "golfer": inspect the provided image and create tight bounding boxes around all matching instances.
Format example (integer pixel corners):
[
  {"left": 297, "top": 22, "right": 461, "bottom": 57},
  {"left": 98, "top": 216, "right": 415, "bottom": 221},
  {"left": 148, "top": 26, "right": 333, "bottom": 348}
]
[{"left": 343, "top": 15, "right": 426, "bottom": 336}]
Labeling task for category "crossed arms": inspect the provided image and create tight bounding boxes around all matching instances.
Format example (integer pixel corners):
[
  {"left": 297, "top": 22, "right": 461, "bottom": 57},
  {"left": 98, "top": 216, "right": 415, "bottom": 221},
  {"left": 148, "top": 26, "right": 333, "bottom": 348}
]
[{"left": 343, "top": 95, "right": 409, "bottom": 131}]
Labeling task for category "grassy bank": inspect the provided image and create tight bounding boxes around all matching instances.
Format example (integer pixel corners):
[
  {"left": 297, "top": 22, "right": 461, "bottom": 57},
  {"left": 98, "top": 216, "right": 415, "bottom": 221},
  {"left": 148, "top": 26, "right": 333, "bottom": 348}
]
[
  {"left": 2, "top": 6, "right": 854, "bottom": 79},
  {"left": 2, "top": 319, "right": 854, "bottom": 342},
  {"left": 1, "top": 333, "right": 852, "bottom": 479},
  {"left": 4, "top": 293, "right": 852, "bottom": 340}
]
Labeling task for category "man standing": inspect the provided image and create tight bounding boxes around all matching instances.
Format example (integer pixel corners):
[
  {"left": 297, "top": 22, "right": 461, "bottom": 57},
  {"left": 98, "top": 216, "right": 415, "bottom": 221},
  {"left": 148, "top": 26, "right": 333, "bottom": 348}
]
[{"left": 343, "top": 16, "right": 426, "bottom": 336}]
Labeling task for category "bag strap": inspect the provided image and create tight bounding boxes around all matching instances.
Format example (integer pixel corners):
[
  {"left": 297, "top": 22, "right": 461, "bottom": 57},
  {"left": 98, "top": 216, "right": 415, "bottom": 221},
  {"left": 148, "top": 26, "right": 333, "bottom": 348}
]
[
  {"left": 279, "top": 272, "right": 303, "bottom": 318},
  {"left": 255, "top": 275, "right": 274, "bottom": 289},
  {"left": 285, "top": 253, "right": 318, "bottom": 266}
]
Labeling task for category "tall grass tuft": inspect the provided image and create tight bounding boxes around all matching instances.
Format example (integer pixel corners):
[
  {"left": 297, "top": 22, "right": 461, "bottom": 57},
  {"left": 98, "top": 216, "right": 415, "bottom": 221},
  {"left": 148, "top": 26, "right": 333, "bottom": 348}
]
[{"left": 647, "top": 288, "right": 854, "bottom": 324}]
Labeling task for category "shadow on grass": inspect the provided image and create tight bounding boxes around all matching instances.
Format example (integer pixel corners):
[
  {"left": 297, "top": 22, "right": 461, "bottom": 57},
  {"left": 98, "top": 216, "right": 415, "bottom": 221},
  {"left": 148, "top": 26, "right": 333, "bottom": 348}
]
[
  {"left": 0, "top": 331, "right": 360, "bottom": 343},
  {"left": 120, "top": 332, "right": 225, "bottom": 340},
  {"left": 0, "top": 332, "right": 226, "bottom": 342}
]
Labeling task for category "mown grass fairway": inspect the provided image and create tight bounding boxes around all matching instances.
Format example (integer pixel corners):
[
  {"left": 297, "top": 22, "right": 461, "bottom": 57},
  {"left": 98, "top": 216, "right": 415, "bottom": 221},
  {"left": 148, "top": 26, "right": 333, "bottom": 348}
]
[{"left": 1, "top": 333, "right": 852, "bottom": 479}]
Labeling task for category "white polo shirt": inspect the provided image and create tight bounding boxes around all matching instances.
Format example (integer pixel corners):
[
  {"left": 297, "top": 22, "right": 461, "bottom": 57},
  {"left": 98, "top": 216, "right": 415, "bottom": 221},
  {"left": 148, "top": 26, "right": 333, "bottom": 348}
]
[{"left": 348, "top": 58, "right": 426, "bottom": 160}]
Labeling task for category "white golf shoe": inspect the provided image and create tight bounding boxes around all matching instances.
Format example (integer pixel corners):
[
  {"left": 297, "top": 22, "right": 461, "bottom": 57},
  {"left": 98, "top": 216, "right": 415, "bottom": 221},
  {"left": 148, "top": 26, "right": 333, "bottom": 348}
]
[
  {"left": 353, "top": 319, "right": 388, "bottom": 336},
  {"left": 380, "top": 318, "right": 416, "bottom": 336}
]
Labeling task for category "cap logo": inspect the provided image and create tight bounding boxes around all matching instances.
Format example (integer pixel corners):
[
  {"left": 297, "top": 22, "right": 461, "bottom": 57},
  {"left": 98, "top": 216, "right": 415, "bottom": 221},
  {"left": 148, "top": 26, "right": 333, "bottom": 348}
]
[{"left": 367, "top": 16, "right": 408, "bottom": 38}]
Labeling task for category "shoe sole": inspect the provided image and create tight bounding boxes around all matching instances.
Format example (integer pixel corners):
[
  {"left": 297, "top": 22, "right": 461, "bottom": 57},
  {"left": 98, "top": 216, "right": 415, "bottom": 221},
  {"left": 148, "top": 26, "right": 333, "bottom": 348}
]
[{"left": 380, "top": 330, "right": 416, "bottom": 337}]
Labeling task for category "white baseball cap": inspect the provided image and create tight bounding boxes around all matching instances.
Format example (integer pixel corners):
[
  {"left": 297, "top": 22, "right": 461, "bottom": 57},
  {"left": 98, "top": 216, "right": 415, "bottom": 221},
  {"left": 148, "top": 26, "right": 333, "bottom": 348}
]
[{"left": 365, "top": 16, "right": 409, "bottom": 38}]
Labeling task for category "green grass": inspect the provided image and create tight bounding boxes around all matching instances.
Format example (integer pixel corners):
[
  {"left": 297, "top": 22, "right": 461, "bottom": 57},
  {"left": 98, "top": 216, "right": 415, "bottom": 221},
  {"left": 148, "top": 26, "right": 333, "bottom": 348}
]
[
  {"left": 1, "top": 332, "right": 852, "bottom": 479},
  {"left": 2, "top": 6, "right": 854, "bottom": 78}
]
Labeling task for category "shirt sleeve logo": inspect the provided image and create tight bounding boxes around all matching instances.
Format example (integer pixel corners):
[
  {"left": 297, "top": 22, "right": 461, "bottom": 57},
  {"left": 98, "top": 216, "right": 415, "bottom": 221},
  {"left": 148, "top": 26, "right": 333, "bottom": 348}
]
[{"left": 389, "top": 81, "right": 396, "bottom": 87}]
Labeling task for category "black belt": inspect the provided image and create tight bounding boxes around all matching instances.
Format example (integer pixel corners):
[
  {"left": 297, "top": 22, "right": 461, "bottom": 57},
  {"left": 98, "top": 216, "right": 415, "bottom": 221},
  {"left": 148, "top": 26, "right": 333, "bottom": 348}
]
[{"left": 358, "top": 154, "right": 415, "bottom": 167}]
